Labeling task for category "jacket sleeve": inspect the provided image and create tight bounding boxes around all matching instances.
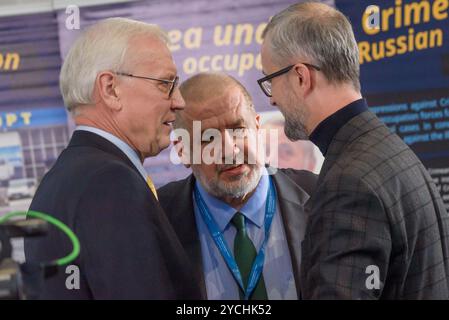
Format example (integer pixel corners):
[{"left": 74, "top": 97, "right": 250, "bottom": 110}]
[{"left": 300, "top": 171, "right": 391, "bottom": 299}]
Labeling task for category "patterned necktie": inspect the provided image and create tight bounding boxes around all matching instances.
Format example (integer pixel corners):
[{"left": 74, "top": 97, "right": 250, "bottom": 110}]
[
  {"left": 231, "top": 212, "right": 268, "bottom": 300},
  {"left": 146, "top": 176, "right": 158, "bottom": 200}
]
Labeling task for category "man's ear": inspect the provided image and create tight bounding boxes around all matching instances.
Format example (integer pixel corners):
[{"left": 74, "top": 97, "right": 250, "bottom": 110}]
[
  {"left": 255, "top": 114, "right": 261, "bottom": 130},
  {"left": 96, "top": 71, "right": 122, "bottom": 111},
  {"left": 293, "top": 63, "right": 312, "bottom": 93}
]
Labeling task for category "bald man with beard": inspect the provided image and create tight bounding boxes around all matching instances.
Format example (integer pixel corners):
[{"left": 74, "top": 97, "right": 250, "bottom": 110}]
[{"left": 158, "top": 72, "right": 317, "bottom": 300}]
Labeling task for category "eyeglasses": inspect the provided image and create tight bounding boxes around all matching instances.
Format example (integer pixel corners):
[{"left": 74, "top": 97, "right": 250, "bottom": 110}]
[
  {"left": 257, "top": 63, "right": 321, "bottom": 97},
  {"left": 116, "top": 72, "right": 179, "bottom": 98}
]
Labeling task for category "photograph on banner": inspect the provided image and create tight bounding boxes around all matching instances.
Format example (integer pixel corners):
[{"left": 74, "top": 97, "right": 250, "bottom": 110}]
[
  {"left": 0, "top": 12, "right": 69, "bottom": 216},
  {"left": 0, "top": 11, "right": 69, "bottom": 262}
]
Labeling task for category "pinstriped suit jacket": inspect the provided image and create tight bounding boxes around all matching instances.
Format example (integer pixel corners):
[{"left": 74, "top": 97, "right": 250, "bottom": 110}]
[{"left": 300, "top": 110, "right": 449, "bottom": 299}]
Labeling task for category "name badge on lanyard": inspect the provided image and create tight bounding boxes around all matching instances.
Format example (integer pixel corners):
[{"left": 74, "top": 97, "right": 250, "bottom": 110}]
[{"left": 194, "top": 176, "right": 277, "bottom": 300}]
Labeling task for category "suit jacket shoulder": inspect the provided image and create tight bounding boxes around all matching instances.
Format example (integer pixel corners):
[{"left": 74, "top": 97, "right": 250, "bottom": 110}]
[
  {"left": 25, "top": 131, "right": 201, "bottom": 299},
  {"left": 302, "top": 110, "right": 449, "bottom": 299},
  {"left": 277, "top": 168, "right": 318, "bottom": 196},
  {"left": 158, "top": 167, "right": 318, "bottom": 299}
]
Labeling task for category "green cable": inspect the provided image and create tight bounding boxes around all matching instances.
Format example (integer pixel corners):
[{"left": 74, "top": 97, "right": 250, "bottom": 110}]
[{"left": 0, "top": 210, "right": 80, "bottom": 266}]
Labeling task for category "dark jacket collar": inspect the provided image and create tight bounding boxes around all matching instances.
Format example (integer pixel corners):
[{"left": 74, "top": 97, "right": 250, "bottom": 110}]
[
  {"left": 158, "top": 174, "right": 207, "bottom": 298},
  {"left": 310, "top": 98, "right": 368, "bottom": 156},
  {"left": 67, "top": 130, "right": 139, "bottom": 176},
  {"left": 318, "top": 109, "right": 385, "bottom": 184}
]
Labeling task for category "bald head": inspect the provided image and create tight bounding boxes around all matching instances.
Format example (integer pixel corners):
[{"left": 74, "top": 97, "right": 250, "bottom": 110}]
[
  {"left": 174, "top": 72, "right": 263, "bottom": 205},
  {"left": 176, "top": 72, "right": 255, "bottom": 130},
  {"left": 180, "top": 72, "right": 253, "bottom": 106}
]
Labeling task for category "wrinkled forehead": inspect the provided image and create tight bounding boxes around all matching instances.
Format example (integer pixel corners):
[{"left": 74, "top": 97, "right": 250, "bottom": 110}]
[{"left": 183, "top": 87, "right": 253, "bottom": 130}]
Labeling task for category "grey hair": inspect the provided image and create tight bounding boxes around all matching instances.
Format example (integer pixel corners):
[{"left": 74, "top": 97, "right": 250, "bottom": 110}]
[
  {"left": 262, "top": 1, "right": 361, "bottom": 91},
  {"left": 59, "top": 17, "right": 169, "bottom": 113}
]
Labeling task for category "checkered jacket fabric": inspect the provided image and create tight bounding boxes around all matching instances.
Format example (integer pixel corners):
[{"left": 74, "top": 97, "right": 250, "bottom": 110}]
[{"left": 300, "top": 110, "right": 449, "bottom": 299}]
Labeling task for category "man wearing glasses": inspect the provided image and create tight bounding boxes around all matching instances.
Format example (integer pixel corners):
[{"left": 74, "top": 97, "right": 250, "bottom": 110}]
[
  {"left": 259, "top": 2, "right": 449, "bottom": 299},
  {"left": 24, "top": 18, "right": 200, "bottom": 299}
]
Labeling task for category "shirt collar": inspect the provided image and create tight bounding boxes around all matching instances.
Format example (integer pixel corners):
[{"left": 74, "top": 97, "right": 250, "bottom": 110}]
[
  {"left": 75, "top": 125, "right": 148, "bottom": 181},
  {"left": 195, "top": 167, "right": 269, "bottom": 231},
  {"left": 309, "top": 98, "right": 368, "bottom": 156}
]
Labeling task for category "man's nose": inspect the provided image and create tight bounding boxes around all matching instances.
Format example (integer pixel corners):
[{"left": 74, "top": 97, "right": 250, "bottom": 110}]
[
  {"left": 270, "top": 96, "right": 277, "bottom": 107},
  {"left": 222, "top": 130, "right": 240, "bottom": 162},
  {"left": 171, "top": 87, "right": 185, "bottom": 110}
]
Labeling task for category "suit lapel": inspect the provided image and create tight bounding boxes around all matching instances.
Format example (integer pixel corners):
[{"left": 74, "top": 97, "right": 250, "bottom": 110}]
[
  {"left": 67, "top": 130, "right": 142, "bottom": 180},
  {"left": 165, "top": 170, "right": 312, "bottom": 299},
  {"left": 272, "top": 169, "right": 310, "bottom": 298},
  {"left": 165, "top": 175, "right": 208, "bottom": 299}
]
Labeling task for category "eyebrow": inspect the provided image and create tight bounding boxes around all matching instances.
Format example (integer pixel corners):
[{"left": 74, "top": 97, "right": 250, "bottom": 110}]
[
  {"left": 161, "top": 69, "right": 177, "bottom": 78},
  {"left": 164, "top": 73, "right": 177, "bottom": 80},
  {"left": 199, "top": 119, "right": 246, "bottom": 135}
]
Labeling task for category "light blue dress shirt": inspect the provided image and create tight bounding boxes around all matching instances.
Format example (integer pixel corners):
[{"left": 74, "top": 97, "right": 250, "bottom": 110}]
[
  {"left": 193, "top": 167, "right": 298, "bottom": 300},
  {"left": 75, "top": 126, "right": 148, "bottom": 181}
]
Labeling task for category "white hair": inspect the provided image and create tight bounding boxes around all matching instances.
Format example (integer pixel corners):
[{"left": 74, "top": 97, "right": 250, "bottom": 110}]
[{"left": 59, "top": 17, "right": 169, "bottom": 113}]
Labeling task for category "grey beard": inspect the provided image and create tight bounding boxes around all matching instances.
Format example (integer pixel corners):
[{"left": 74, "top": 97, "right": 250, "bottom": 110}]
[
  {"left": 195, "top": 165, "right": 262, "bottom": 200},
  {"left": 284, "top": 113, "right": 309, "bottom": 141}
]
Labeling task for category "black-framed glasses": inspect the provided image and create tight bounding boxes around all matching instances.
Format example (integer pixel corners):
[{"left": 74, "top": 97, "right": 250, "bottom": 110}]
[
  {"left": 257, "top": 63, "right": 321, "bottom": 97},
  {"left": 116, "top": 72, "right": 179, "bottom": 98}
]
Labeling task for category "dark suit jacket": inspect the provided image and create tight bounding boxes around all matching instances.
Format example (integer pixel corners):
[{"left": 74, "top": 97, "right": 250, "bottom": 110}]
[
  {"left": 158, "top": 168, "right": 318, "bottom": 299},
  {"left": 24, "top": 131, "right": 201, "bottom": 299},
  {"left": 301, "top": 110, "right": 449, "bottom": 299}
]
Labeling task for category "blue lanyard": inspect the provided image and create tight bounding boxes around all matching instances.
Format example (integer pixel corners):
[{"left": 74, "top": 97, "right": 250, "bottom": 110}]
[{"left": 194, "top": 176, "right": 277, "bottom": 300}]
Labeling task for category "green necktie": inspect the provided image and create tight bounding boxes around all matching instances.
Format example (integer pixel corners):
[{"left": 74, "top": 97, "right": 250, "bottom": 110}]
[{"left": 231, "top": 212, "right": 268, "bottom": 300}]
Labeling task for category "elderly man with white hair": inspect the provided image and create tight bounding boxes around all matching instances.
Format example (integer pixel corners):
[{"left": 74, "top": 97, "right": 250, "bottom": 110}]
[{"left": 24, "top": 18, "right": 201, "bottom": 299}]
